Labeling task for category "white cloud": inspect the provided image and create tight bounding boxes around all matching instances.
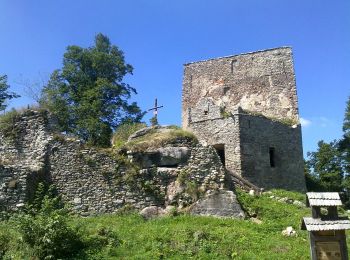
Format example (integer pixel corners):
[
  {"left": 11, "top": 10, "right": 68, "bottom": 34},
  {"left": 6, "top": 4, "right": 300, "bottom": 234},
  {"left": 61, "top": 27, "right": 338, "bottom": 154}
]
[{"left": 300, "top": 117, "right": 311, "bottom": 127}]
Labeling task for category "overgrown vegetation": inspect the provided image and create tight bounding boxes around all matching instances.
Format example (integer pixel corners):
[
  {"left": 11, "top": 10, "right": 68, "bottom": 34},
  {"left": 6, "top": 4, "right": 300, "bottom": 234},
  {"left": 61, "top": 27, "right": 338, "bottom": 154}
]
[
  {"left": 0, "top": 108, "right": 21, "bottom": 140},
  {"left": 111, "top": 122, "right": 146, "bottom": 149},
  {"left": 0, "top": 106, "right": 48, "bottom": 142},
  {"left": 9, "top": 183, "right": 83, "bottom": 259},
  {"left": 121, "top": 126, "right": 197, "bottom": 152},
  {"left": 0, "top": 183, "right": 129, "bottom": 259},
  {"left": 2, "top": 189, "right": 348, "bottom": 259}
]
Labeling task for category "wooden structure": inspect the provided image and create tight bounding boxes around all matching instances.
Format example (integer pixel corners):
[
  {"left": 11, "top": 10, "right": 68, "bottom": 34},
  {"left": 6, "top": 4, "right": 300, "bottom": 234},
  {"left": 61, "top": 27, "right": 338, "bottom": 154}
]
[{"left": 301, "top": 192, "right": 350, "bottom": 260}]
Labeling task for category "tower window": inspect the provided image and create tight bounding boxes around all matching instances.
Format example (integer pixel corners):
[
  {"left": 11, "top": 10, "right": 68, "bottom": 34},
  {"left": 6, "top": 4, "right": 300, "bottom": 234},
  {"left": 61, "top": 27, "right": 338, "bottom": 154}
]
[
  {"left": 213, "top": 144, "right": 225, "bottom": 166},
  {"left": 269, "top": 147, "right": 275, "bottom": 168},
  {"left": 231, "top": 59, "right": 237, "bottom": 73}
]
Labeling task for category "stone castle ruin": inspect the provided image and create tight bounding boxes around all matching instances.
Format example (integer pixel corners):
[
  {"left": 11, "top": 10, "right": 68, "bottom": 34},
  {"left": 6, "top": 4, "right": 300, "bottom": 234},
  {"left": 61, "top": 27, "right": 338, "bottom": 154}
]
[
  {"left": 0, "top": 47, "right": 306, "bottom": 218},
  {"left": 182, "top": 47, "right": 306, "bottom": 192}
]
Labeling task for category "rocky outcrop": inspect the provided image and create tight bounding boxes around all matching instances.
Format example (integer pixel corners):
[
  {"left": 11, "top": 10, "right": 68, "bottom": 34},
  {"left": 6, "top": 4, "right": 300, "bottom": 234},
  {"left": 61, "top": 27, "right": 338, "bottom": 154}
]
[
  {"left": 129, "top": 147, "right": 190, "bottom": 168},
  {"left": 190, "top": 190, "right": 245, "bottom": 218}
]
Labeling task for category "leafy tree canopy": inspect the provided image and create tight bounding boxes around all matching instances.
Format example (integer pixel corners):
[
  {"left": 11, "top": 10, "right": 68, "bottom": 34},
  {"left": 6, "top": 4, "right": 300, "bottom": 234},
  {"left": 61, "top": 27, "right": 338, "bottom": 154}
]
[
  {"left": 0, "top": 75, "right": 20, "bottom": 111},
  {"left": 343, "top": 96, "right": 350, "bottom": 137},
  {"left": 40, "top": 34, "right": 144, "bottom": 146},
  {"left": 339, "top": 96, "right": 350, "bottom": 173},
  {"left": 305, "top": 96, "right": 350, "bottom": 206},
  {"left": 306, "top": 140, "right": 344, "bottom": 192}
]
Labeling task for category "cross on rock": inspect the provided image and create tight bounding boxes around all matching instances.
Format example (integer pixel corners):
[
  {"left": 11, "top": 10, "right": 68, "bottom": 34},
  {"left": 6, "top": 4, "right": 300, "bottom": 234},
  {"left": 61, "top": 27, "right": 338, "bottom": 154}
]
[{"left": 148, "top": 98, "right": 163, "bottom": 121}]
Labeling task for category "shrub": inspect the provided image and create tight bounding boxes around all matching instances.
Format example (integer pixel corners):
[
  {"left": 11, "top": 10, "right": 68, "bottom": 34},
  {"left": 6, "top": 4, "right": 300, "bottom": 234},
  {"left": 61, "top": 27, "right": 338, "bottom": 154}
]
[
  {"left": 112, "top": 122, "right": 146, "bottom": 149},
  {"left": 0, "top": 229, "right": 10, "bottom": 258},
  {"left": 0, "top": 108, "right": 21, "bottom": 140},
  {"left": 15, "top": 183, "right": 83, "bottom": 259}
]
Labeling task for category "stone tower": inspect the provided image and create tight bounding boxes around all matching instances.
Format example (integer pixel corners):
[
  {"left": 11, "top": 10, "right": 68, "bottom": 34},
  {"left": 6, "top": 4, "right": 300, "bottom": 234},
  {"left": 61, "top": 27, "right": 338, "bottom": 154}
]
[{"left": 182, "top": 47, "right": 306, "bottom": 192}]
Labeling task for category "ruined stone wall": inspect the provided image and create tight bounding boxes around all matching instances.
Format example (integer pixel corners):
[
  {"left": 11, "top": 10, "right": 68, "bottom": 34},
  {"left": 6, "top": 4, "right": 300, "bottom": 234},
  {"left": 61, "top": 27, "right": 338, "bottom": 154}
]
[
  {"left": 0, "top": 111, "right": 245, "bottom": 217},
  {"left": 182, "top": 47, "right": 299, "bottom": 128},
  {"left": 48, "top": 138, "right": 227, "bottom": 215},
  {"left": 0, "top": 110, "right": 52, "bottom": 213},
  {"left": 239, "top": 113, "right": 306, "bottom": 192}
]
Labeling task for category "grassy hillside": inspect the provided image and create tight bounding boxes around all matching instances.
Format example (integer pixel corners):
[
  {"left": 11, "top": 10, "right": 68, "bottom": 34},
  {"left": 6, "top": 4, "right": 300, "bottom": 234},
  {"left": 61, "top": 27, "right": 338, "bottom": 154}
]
[{"left": 1, "top": 189, "right": 349, "bottom": 259}]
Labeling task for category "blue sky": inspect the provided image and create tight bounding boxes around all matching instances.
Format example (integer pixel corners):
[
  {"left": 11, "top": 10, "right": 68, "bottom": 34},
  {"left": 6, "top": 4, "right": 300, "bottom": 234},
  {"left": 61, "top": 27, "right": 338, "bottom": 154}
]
[{"left": 0, "top": 0, "right": 349, "bottom": 156}]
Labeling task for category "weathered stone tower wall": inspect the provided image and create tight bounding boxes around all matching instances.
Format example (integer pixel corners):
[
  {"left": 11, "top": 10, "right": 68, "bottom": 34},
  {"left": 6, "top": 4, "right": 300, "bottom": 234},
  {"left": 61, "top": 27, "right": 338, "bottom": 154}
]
[
  {"left": 182, "top": 47, "right": 299, "bottom": 127},
  {"left": 182, "top": 47, "right": 306, "bottom": 192},
  {"left": 238, "top": 113, "right": 305, "bottom": 191}
]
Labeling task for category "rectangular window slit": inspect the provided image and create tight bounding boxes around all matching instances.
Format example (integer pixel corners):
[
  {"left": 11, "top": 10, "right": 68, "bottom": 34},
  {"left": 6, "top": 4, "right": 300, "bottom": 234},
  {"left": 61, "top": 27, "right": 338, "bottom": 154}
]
[{"left": 269, "top": 147, "right": 275, "bottom": 168}]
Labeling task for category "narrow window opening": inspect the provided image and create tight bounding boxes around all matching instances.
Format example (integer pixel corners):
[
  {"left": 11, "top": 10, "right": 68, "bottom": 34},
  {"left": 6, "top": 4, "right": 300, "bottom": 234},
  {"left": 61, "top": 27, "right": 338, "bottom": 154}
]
[
  {"left": 269, "top": 147, "right": 275, "bottom": 167},
  {"left": 230, "top": 59, "right": 237, "bottom": 73},
  {"left": 213, "top": 144, "right": 225, "bottom": 166},
  {"left": 248, "top": 120, "right": 251, "bottom": 128}
]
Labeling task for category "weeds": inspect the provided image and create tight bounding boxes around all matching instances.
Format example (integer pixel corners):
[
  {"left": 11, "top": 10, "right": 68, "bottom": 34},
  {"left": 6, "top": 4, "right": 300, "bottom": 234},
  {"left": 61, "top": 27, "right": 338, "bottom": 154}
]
[
  {"left": 111, "top": 122, "right": 147, "bottom": 149},
  {"left": 121, "top": 128, "right": 197, "bottom": 152}
]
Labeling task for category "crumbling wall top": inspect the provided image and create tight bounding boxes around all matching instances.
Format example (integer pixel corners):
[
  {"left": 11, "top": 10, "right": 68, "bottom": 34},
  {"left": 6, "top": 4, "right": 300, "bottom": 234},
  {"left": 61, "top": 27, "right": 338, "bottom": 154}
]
[{"left": 182, "top": 47, "right": 300, "bottom": 128}]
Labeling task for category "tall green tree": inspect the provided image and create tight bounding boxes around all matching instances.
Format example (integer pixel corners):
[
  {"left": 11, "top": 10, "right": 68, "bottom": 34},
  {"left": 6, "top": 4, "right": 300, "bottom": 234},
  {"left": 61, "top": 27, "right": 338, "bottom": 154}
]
[
  {"left": 306, "top": 140, "right": 344, "bottom": 192},
  {"left": 0, "top": 75, "right": 20, "bottom": 111},
  {"left": 339, "top": 96, "right": 350, "bottom": 173},
  {"left": 339, "top": 96, "right": 350, "bottom": 202},
  {"left": 40, "top": 34, "right": 144, "bottom": 146}
]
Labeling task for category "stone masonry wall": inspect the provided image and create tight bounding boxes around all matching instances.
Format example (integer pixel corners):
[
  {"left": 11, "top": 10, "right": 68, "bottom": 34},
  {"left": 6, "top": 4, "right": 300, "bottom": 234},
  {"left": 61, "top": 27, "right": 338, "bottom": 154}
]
[
  {"left": 0, "top": 111, "right": 244, "bottom": 217},
  {"left": 48, "top": 138, "right": 227, "bottom": 215},
  {"left": 182, "top": 47, "right": 299, "bottom": 128},
  {"left": 0, "top": 110, "right": 52, "bottom": 212},
  {"left": 184, "top": 99, "right": 306, "bottom": 192},
  {"left": 186, "top": 98, "right": 242, "bottom": 176},
  {"left": 239, "top": 113, "right": 306, "bottom": 192},
  {"left": 182, "top": 47, "right": 306, "bottom": 192}
]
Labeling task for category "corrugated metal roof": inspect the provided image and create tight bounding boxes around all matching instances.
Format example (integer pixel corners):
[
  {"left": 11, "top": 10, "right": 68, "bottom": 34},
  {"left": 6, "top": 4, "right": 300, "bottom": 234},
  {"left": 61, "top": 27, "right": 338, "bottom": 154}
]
[
  {"left": 306, "top": 192, "right": 342, "bottom": 206},
  {"left": 302, "top": 217, "right": 350, "bottom": 231}
]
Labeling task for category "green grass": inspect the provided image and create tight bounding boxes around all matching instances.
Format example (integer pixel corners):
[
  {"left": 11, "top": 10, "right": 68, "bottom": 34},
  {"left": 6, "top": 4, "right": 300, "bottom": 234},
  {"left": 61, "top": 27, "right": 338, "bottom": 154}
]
[
  {"left": 1, "top": 189, "right": 350, "bottom": 259},
  {"left": 121, "top": 127, "right": 198, "bottom": 152},
  {"left": 111, "top": 122, "right": 147, "bottom": 149},
  {"left": 71, "top": 213, "right": 309, "bottom": 259}
]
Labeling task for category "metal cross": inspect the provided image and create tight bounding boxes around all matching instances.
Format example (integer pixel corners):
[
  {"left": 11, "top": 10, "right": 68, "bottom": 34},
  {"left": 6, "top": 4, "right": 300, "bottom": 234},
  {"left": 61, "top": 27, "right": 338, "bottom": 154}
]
[{"left": 148, "top": 98, "right": 163, "bottom": 120}]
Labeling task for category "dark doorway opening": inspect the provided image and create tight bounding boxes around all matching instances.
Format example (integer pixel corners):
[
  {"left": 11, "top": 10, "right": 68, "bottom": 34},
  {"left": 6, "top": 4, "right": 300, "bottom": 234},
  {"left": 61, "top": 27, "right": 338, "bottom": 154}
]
[
  {"left": 213, "top": 144, "right": 225, "bottom": 166},
  {"left": 269, "top": 147, "right": 275, "bottom": 168}
]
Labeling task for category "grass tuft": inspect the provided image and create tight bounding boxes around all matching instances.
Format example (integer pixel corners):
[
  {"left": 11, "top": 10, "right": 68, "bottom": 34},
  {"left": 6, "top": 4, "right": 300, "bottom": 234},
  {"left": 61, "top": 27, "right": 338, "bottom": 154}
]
[{"left": 121, "top": 127, "right": 198, "bottom": 152}]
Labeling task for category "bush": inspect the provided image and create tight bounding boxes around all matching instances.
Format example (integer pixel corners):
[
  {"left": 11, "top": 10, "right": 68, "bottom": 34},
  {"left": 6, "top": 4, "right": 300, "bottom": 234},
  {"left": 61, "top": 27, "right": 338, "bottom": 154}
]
[
  {"left": 15, "top": 183, "right": 83, "bottom": 259},
  {"left": 0, "top": 108, "right": 21, "bottom": 140},
  {"left": 112, "top": 122, "right": 146, "bottom": 149},
  {"left": 0, "top": 230, "right": 10, "bottom": 258},
  {"left": 16, "top": 210, "right": 82, "bottom": 259}
]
